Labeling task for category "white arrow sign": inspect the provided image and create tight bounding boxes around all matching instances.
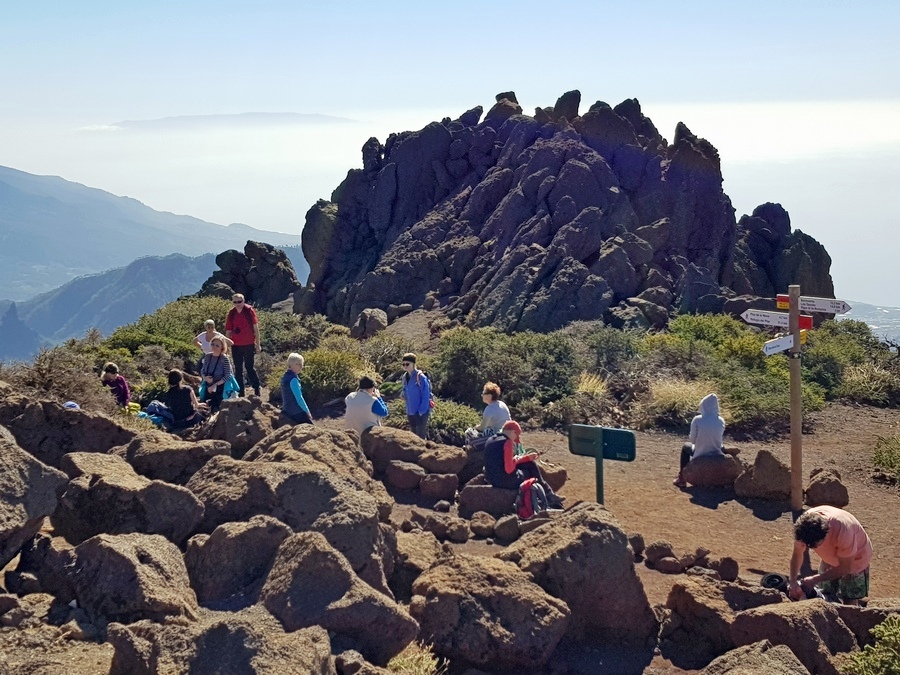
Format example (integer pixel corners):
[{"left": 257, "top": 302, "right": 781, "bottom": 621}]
[
  {"left": 800, "top": 296, "right": 852, "bottom": 315},
  {"left": 762, "top": 334, "right": 794, "bottom": 356},
  {"left": 741, "top": 309, "right": 814, "bottom": 329}
]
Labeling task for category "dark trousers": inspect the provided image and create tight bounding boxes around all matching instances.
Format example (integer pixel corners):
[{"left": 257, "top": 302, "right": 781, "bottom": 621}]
[
  {"left": 231, "top": 344, "right": 260, "bottom": 396},
  {"left": 490, "top": 459, "right": 561, "bottom": 504},
  {"left": 680, "top": 443, "right": 694, "bottom": 470},
  {"left": 283, "top": 409, "right": 312, "bottom": 425},
  {"left": 407, "top": 412, "right": 430, "bottom": 439},
  {"left": 202, "top": 384, "right": 224, "bottom": 412}
]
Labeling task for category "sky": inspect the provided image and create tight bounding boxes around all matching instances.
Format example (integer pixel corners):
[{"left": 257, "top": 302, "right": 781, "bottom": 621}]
[{"left": 1, "top": 0, "right": 899, "bottom": 304}]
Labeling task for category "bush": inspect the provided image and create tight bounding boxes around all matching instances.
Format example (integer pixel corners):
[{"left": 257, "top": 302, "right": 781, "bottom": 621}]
[
  {"left": 542, "top": 392, "right": 613, "bottom": 429},
  {"left": 131, "top": 375, "right": 170, "bottom": 408},
  {"left": 383, "top": 397, "right": 479, "bottom": 446},
  {"left": 298, "top": 348, "right": 368, "bottom": 408},
  {"left": 387, "top": 641, "right": 447, "bottom": 675},
  {"left": 836, "top": 363, "right": 900, "bottom": 407},
  {"left": 563, "top": 321, "right": 641, "bottom": 375},
  {"left": 359, "top": 332, "right": 415, "bottom": 379},
  {"left": 635, "top": 379, "right": 721, "bottom": 429},
  {"left": 873, "top": 434, "right": 900, "bottom": 480},
  {"left": 259, "top": 312, "right": 331, "bottom": 354},
  {"left": 840, "top": 614, "right": 900, "bottom": 675},
  {"left": 110, "top": 296, "right": 233, "bottom": 355}
]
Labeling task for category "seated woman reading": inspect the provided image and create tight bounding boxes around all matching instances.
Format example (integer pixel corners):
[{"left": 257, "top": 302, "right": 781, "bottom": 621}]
[{"left": 483, "top": 421, "right": 563, "bottom": 507}]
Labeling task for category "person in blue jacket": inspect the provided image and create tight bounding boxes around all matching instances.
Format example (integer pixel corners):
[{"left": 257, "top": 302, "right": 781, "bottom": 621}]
[
  {"left": 400, "top": 352, "right": 431, "bottom": 439},
  {"left": 280, "top": 353, "right": 314, "bottom": 425}
]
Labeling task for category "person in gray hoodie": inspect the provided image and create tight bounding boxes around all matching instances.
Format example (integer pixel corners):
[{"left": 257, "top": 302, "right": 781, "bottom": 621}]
[{"left": 674, "top": 393, "right": 725, "bottom": 487}]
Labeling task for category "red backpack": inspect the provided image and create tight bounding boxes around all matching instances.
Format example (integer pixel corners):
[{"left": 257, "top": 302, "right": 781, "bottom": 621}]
[{"left": 516, "top": 478, "right": 549, "bottom": 520}]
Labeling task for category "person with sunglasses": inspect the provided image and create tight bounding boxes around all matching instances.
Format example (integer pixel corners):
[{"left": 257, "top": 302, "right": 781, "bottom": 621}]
[
  {"left": 400, "top": 352, "right": 431, "bottom": 439},
  {"left": 225, "top": 293, "right": 261, "bottom": 397},
  {"left": 199, "top": 338, "right": 233, "bottom": 412}
]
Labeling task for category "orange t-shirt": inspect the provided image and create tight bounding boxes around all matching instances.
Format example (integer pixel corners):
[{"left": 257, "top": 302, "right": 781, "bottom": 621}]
[{"left": 809, "top": 505, "right": 872, "bottom": 574}]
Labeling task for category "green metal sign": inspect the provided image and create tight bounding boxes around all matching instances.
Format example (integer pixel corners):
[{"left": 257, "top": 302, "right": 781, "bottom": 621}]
[{"left": 568, "top": 424, "right": 636, "bottom": 503}]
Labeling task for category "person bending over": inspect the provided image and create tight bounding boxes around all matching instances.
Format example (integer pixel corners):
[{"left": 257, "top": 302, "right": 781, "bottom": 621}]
[
  {"left": 281, "top": 352, "right": 314, "bottom": 425},
  {"left": 164, "top": 369, "right": 204, "bottom": 430},
  {"left": 674, "top": 392, "right": 725, "bottom": 488},
  {"left": 100, "top": 362, "right": 131, "bottom": 408},
  {"left": 789, "top": 505, "right": 872, "bottom": 605}
]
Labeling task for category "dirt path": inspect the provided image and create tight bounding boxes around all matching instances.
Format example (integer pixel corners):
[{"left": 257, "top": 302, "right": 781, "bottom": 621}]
[{"left": 526, "top": 403, "right": 900, "bottom": 606}]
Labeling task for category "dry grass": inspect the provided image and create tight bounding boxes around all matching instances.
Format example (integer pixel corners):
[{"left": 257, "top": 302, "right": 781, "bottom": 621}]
[
  {"left": 387, "top": 642, "right": 446, "bottom": 675},
  {"left": 635, "top": 378, "right": 728, "bottom": 428},
  {"left": 576, "top": 371, "right": 608, "bottom": 397}
]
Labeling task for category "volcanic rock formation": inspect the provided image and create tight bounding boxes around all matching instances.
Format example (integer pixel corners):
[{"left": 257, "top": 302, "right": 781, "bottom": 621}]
[{"left": 296, "top": 91, "right": 834, "bottom": 331}]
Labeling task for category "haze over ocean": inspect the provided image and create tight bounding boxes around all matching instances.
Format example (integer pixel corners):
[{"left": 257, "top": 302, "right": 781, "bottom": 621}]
[{"left": 1, "top": 1, "right": 898, "bottom": 305}]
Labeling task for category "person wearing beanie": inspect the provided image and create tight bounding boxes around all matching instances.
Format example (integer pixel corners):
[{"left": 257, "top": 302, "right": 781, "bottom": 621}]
[
  {"left": 344, "top": 375, "right": 389, "bottom": 436},
  {"left": 400, "top": 352, "right": 432, "bottom": 439},
  {"left": 482, "top": 420, "right": 563, "bottom": 507}
]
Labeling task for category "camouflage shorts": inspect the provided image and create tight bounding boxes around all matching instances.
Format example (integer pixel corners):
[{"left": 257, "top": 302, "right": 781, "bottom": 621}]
[{"left": 818, "top": 564, "right": 870, "bottom": 601}]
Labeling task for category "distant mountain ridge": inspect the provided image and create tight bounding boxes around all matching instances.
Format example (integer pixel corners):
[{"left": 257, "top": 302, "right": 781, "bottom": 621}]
[
  {"left": 105, "top": 112, "right": 356, "bottom": 131},
  {"left": 0, "top": 165, "right": 304, "bottom": 300}
]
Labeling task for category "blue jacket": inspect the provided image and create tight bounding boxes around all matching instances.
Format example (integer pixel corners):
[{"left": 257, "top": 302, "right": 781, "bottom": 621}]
[
  {"left": 402, "top": 369, "right": 431, "bottom": 415},
  {"left": 281, "top": 369, "right": 310, "bottom": 418}
]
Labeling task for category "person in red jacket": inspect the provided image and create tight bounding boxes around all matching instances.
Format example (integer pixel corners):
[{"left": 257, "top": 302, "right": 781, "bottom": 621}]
[{"left": 224, "top": 293, "right": 261, "bottom": 397}]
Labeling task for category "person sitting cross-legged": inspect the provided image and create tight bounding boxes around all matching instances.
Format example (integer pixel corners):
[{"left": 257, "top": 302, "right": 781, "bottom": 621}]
[{"left": 483, "top": 420, "right": 563, "bottom": 508}]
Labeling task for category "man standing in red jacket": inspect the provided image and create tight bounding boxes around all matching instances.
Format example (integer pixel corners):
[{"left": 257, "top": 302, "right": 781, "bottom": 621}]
[{"left": 225, "top": 293, "right": 261, "bottom": 397}]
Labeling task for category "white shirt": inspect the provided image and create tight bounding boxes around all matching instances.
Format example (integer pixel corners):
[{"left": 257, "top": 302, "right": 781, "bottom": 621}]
[{"left": 196, "top": 331, "right": 225, "bottom": 354}]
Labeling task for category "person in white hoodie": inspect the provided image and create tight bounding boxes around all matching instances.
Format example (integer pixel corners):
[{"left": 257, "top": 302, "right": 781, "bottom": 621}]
[
  {"left": 674, "top": 393, "right": 725, "bottom": 487},
  {"left": 344, "top": 376, "right": 389, "bottom": 437}
]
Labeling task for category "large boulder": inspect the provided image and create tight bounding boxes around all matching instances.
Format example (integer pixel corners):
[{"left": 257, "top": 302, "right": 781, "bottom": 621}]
[
  {"left": 53, "top": 452, "right": 203, "bottom": 545},
  {"left": 71, "top": 533, "right": 199, "bottom": 624},
  {"left": 388, "top": 530, "right": 442, "bottom": 603},
  {"left": 0, "top": 425, "right": 68, "bottom": 569},
  {"left": 496, "top": 501, "right": 656, "bottom": 645},
  {"left": 730, "top": 599, "right": 858, "bottom": 675},
  {"left": 110, "top": 432, "right": 231, "bottom": 485},
  {"left": 4, "top": 532, "right": 77, "bottom": 602},
  {"left": 734, "top": 449, "right": 791, "bottom": 500},
  {"left": 260, "top": 532, "right": 418, "bottom": 666},
  {"left": 665, "top": 575, "right": 785, "bottom": 664},
  {"left": 361, "top": 426, "right": 467, "bottom": 475},
  {"left": 0, "top": 394, "right": 136, "bottom": 467},
  {"left": 682, "top": 453, "right": 743, "bottom": 487},
  {"left": 197, "top": 397, "right": 280, "bottom": 458},
  {"left": 107, "top": 605, "right": 332, "bottom": 675},
  {"left": 457, "top": 483, "right": 517, "bottom": 519},
  {"left": 700, "top": 640, "right": 810, "bottom": 674},
  {"left": 199, "top": 241, "right": 302, "bottom": 308},
  {"left": 246, "top": 424, "right": 392, "bottom": 520},
  {"left": 804, "top": 468, "right": 850, "bottom": 508},
  {"left": 409, "top": 553, "right": 570, "bottom": 670},
  {"left": 185, "top": 455, "right": 393, "bottom": 595},
  {"left": 185, "top": 515, "right": 293, "bottom": 605},
  {"left": 350, "top": 308, "right": 389, "bottom": 339}
]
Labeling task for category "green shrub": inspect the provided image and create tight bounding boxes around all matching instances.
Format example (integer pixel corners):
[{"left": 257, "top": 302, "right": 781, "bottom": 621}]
[
  {"left": 836, "top": 363, "right": 900, "bottom": 407},
  {"left": 359, "top": 333, "right": 415, "bottom": 379},
  {"left": 637, "top": 332, "right": 714, "bottom": 379},
  {"left": 259, "top": 312, "right": 331, "bottom": 354},
  {"left": 542, "top": 392, "right": 613, "bottom": 429},
  {"left": 431, "top": 327, "right": 494, "bottom": 406},
  {"left": 383, "top": 397, "right": 479, "bottom": 446},
  {"left": 840, "top": 614, "right": 900, "bottom": 675},
  {"left": 873, "top": 434, "right": 900, "bottom": 479},
  {"left": 105, "top": 326, "right": 196, "bottom": 359},
  {"left": 668, "top": 313, "right": 747, "bottom": 347},
  {"left": 298, "top": 348, "right": 368, "bottom": 407},
  {"left": 387, "top": 641, "right": 447, "bottom": 675},
  {"left": 131, "top": 376, "right": 169, "bottom": 408},
  {"left": 563, "top": 321, "right": 641, "bottom": 375}
]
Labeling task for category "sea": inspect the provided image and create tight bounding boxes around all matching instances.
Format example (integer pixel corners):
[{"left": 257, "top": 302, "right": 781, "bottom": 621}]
[{"left": 838, "top": 301, "right": 900, "bottom": 345}]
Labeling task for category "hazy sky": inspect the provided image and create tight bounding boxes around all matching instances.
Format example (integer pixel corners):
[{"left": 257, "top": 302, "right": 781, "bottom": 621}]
[{"left": 1, "top": 1, "right": 899, "bottom": 304}]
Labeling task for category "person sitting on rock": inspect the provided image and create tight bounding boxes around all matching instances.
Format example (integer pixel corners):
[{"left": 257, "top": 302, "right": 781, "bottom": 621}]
[
  {"left": 674, "top": 393, "right": 725, "bottom": 488},
  {"left": 100, "top": 362, "right": 131, "bottom": 408},
  {"left": 344, "top": 375, "right": 388, "bottom": 436},
  {"left": 164, "top": 369, "right": 205, "bottom": 430},
  {"left": 483, "top": 420, "right": 563, "bottom": 508},
  {"left": 465, "top": 381, "right": 512, "bottom": 449},
  {"left": 789, "top": 505, "right": 872, "bottom": 605},
  {"left": 280, "top": 352, "right": 314, "bottom": 425}
]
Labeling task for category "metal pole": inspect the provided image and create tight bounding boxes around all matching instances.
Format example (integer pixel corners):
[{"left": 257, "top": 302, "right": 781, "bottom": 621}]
[
  {"left": 595, "top": 441, "right": 605, "bottom": 504},
  {"left": 788, "top": 285, "right": 803, "bottom": 511}
]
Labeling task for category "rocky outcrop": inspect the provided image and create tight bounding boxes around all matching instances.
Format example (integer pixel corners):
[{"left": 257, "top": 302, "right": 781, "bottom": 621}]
[
  {"left": 497, "top": 501, "right": 657, "bottom": 645},
  {"left": 700, "top": 640, "right": 810, "bottom": 674},
  {"left": 734, "top": 449, "right": 791, "bottom": 500},
  {"left": 260, "top": 532, "right": 418, "bottom": 665},
  {"left": 107, "top": 606, "right": 332, "bottom": 675},
  {"left": 294, "top": 92, "right": 834, "bottom": 331},
  {"left": 409, "top": 553, "right": 570, "bottom": 670},
  {"left": 110, "top": 432, "right": 231, "bottom": 485},
  {"left": 0, "top": 426, "right": 68, "bottom": 570},
  {"left": 804, "top": 468, "right": 850, "bottom": 508},
  {"left": 199, "top": 240, "right": 301, "bottom": 308}
]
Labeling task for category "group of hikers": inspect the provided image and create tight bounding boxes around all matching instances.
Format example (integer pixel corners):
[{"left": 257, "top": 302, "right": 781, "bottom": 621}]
[{"left": 95, "top": 295, "right": 874, "bottom": 607}]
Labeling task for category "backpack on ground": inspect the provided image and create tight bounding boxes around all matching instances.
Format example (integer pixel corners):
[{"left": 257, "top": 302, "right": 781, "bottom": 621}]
[{"left": 516, "top": 477, "right": 549, "bottom": 520}]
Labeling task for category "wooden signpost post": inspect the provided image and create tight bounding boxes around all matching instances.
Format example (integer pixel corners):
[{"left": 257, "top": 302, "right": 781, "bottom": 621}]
[{"left": 742, "top": 288, "right": 851, "bottom": 510}]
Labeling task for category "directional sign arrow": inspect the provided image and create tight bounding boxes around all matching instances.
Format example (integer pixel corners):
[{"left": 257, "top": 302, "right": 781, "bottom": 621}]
[
  {"left": 762, "top": 334, "right": 794, "bottom": 356},
  {"left": 741, "top": 309, "right": 813, "bottom": 330},
  {"left": 776, "top": 295, "right": 852, "bottom": 315}
]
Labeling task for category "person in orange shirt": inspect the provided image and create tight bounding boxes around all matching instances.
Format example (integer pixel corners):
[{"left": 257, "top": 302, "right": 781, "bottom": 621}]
[{"left": 789, "top": 505, "right": 873, "bottom": 605}]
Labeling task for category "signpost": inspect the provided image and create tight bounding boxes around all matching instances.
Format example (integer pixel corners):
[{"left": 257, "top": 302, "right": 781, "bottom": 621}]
[
  {"left": 776, "top": 295, "right": 852, "bottom": 314},
  {"left": 742, "top": 289, "right": 851, "bottom": 510},
  {"left": 568, "top": 425, "right": 636, "bottom": 503},
  {"left": 741, "top": 309, "right": 813, "bottom": 330}
]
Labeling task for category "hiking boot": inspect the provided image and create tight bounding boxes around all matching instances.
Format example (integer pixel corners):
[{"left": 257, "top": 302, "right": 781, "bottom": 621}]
[{"left": 673, "top": 474, "right": 687, "bottom": 488}]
